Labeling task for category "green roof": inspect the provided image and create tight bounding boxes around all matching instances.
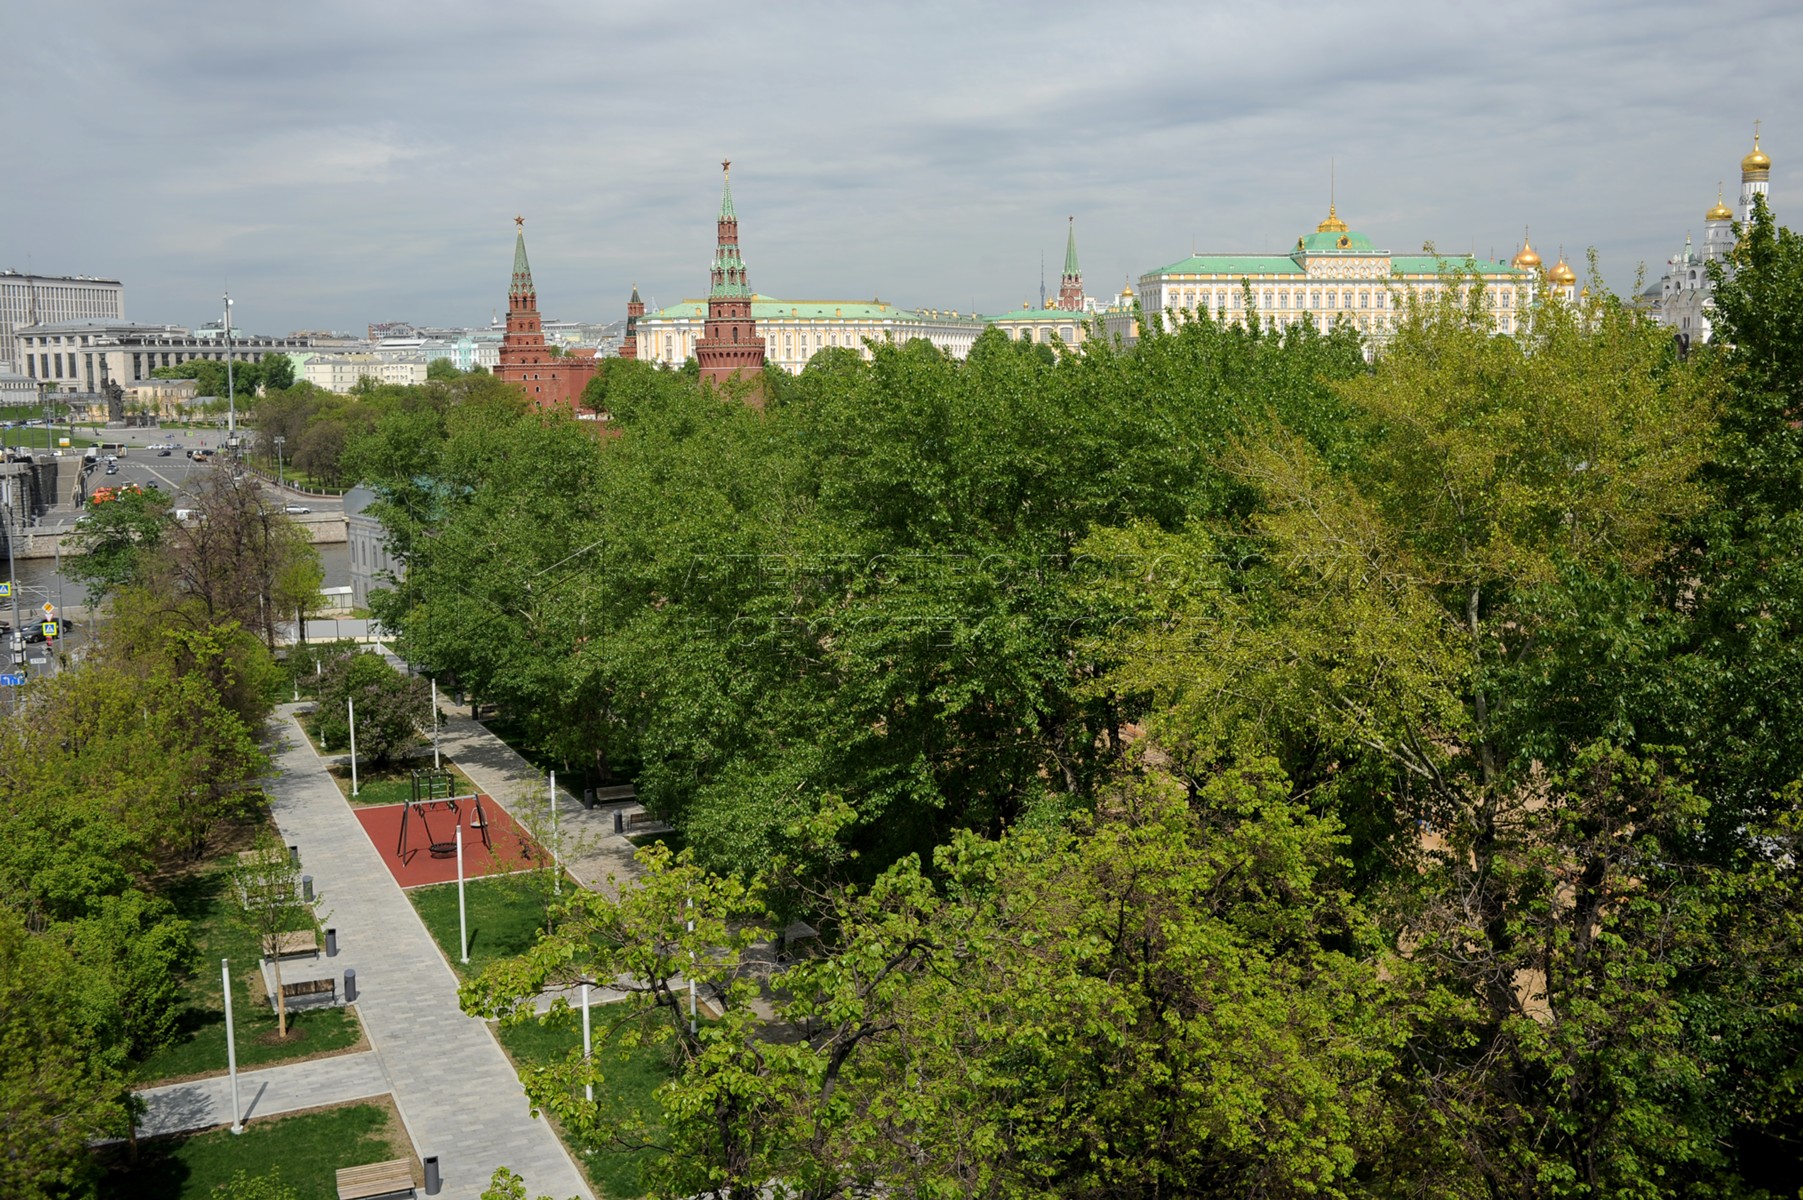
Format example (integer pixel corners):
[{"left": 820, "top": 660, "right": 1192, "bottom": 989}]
[
  {"left": 1150, "top": 255, "right": 1305, "bottom": 276},
  {"left": 1297, "top": 228, "right": 1378, "bottom": 253},
  {"left": 1388, "top": 255, "right": 1520, "bottom": 276},
  {"left": 510, "top": 228, "right": 533, "bottom": 295},
  {"left": 992, "top": 307, "right": 1084, "bottom": 320},
  {"left": 1063, "top": 220, "right": 1080, "bottom": 276},
  {"left": 644, "top": 296, "right": 943, "bottom": 323}
]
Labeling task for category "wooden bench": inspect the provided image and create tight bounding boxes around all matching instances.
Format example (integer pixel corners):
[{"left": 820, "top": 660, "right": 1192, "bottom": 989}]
[
  {"left": 626, "top": 810, "right": 659, "bottom": 828},
  {"left": 272, "top": 929, "right": 319, "bottom": 959},
  {"left": 274, "top": 977, "right": 336, "bottom": 1007},
  {"left": 335, "top": 1158, "right": 416, "bottom": 1199},
  {"left": 592, "top": 784, "right": 638, "bottom": 803}
]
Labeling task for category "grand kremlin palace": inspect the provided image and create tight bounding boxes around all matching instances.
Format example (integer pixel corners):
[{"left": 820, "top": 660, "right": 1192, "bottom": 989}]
[{"left": 1126, "top": 203, "right": 1566, "bottom": 342}]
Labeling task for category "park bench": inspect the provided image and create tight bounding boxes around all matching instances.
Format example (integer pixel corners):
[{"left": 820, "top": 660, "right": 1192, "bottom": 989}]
[
  {"left": 272, "top": 929, "right": 320, "bottom": 959},
  {"left": 591, "top": 784, "right": 637, "bottom": 804},
  {"left": 273, "top": 976, "right": 337, "bottom": 1008},
  {"left": 334, "top": 1157, "right": 416, "bottom": 1199},
  {"left": 626, "top": 810, "right": 659, "bottom": 828}
]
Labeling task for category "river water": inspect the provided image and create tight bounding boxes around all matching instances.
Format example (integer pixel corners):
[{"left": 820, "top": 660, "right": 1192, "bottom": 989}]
[{"left": 4, "top": 541, "right": 352, "bottom": 624}]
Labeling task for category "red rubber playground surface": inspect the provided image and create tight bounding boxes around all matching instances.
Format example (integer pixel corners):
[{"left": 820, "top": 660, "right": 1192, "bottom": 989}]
[{"left": 351, "top": 796, "right": 549, "bottom": 888}]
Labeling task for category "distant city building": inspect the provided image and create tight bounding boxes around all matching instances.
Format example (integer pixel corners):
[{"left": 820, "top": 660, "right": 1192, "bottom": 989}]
[
  {"left": 344, "top": 485, "right": 403, "bottom": 609},
  {"left": 636, "top": 298, "right": 986, "bottom": 372},
  {"left": 0, "top": 271, "right": 124, "bottom": 371},
  {"left": 299, "top": 353, "right": 427, "bottom": 393},
  {"left": 12, "top": 321, "right": 313, "bottom": 392},
  {"left": 1644, "top": 125, "right": 1774, "bottom": 346},
  {"left": 694, "top": 162, "right": 767, "bottom": 391},
  {"left": 1135, "top": 202, "right": 1528, "bottom": 346},
  {"left": 493, "top": 219, "right": 600, "bottom": 409}
]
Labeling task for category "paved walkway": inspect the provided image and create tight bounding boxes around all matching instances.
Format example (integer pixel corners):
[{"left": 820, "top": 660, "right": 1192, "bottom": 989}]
[
  {"left": 137, "top": 1050, "right": 389, "bottom": 1138},
  {"left": 242, "top": 706, "right": 593, "bottom": 1200}
]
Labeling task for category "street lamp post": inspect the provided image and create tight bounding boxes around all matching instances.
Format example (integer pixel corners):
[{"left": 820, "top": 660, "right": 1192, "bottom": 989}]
[
  {"left": 274, "top": 435, "right": 285, "bottom": 491},
  {"left": 223, "top": 294, "right": 236, "bottom": 457}
]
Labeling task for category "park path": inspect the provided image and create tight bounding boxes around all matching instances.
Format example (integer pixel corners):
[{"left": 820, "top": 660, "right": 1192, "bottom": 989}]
[
  {"left": 136, "top": 1050, "right": 389, "bottom": 1138},
  {"left": 243, "top": 704, "right": 595, "bottom": 1200}
]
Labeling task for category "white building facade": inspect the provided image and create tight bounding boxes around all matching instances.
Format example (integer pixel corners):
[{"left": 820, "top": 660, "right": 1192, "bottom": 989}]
[
  {"left": 13, "top": 322, "right": 313, "bottom": 393},
  {"left": 635, "top": 297, "right": 986, "bottom": 372},
  {"left": 1647, "top": 127, "right": 1774, "bottom": 346},
  {"left": 1, "top": 272, "right": 124, "bottom": 370}
]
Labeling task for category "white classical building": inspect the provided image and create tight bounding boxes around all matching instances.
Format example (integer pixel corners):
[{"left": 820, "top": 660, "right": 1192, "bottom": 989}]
[
  {"left": 299, "top": 353, "right": 427, "bottom": 393},
  {"left": 635, "top": 296, "right": 986, "bottom": 372},
  {"left": 13, "top": 321, "right": 314, "bottom": 392},
  {"left": 0, "top": 271, "right": 124, "bottom": 370},
  {"left": 1645, "top": 126, "right": 1774, "bottom": 346}
]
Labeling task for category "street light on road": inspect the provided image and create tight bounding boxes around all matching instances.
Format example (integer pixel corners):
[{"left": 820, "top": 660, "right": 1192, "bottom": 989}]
[{"left": 274, "top": 435, "right": 285, "bottom": 491}]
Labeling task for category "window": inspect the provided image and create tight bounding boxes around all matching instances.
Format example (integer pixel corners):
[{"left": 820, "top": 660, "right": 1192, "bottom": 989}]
[{"left": 1360, "top": 293, "right": 1368, "bottom": 309}]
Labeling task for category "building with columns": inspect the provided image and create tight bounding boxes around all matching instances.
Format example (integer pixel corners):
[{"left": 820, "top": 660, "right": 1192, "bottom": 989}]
[
  {"left": 1134, "top": 202, "right": 1528, "bottom": 345},
  {"left": 493, "top": 219, "right": 600, "bottom": 409},
  {"left": 636, "top": 298, "right": 986, "bottom": 371},
  {"left": 694, "top": 163, "right": 767, "bottom": 390},
  {"left": 1646, "top": 125, "right": 1774, "bottom": 346},
  {"left": 13, "top": 321, "right": 313, "bottom": 392}
]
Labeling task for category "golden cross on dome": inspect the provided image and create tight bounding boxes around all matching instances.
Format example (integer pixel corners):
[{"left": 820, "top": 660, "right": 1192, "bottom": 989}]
[{"left": 514, "top": 215, "right": 524, "bottom": 228}]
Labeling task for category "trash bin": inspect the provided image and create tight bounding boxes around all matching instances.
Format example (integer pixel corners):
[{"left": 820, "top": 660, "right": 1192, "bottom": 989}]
[
  {"left": 343, "top": 968, "right": 357, "bottom": 1003},
  {"left": 325, "top": 928, "right": 338, "bottom": 957},
  {"left": 613, "top": 810, "right": 624, "bottom": 834},
  {"left": 288, "top": 844, "right": 301, "bottom": 866},
  {"left": 301, "top": 874, "right": 314, "bottom": 902},
  {"left": 583, "top": 788, "right": 596, "bottom": 810},
  {"left": 423, "top": 1154, "right": 441, "bottom": 1195}
]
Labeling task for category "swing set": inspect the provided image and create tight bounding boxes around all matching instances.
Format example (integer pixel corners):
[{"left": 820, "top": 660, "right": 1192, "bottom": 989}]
[{"left": 396, "top": 768, "right": 491, "bottom": 862}]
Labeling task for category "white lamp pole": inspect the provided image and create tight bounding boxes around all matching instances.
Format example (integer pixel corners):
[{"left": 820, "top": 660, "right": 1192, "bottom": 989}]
[
  {"left": 457, "top": 819, "right": 468, "bottom": 964},
  {"left": 687, "top": 894, "right": 697, "bottom": 1036},
  {"left": 550, "top": 769, "right": 560, "bottom": 896},
  {"left": 223, "top": 958, "right": 244, "bottom": 1134},
  {"left": 581, "top": 982, "right": 593, "bottom": 1102},
  {"left": 348, "top": 697, "right": 358, "bottom": 796},
  {"left": 431, "top": 679, "right": 440, "bottom": 769}
]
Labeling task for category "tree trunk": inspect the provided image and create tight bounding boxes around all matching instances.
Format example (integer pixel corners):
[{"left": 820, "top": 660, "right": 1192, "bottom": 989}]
[{"left": 270, "top": 949, "right": 289, "bottom": 1039}]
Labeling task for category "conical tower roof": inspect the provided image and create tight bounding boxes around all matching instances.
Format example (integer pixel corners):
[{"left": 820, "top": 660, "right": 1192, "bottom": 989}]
[
  {"left": 510, "top": 217, "right": 534, "bottom": 298},
  {"left": 719, "top": 162, "right": 736, "bottom": 220},
  {"left": 1063, "top": 217, "right": 1080, "bottom": 276}
]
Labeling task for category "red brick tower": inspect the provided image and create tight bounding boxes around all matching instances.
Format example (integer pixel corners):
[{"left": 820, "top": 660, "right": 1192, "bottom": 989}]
[
  {"left": 694, "top": 161, "right": 765, "bottom": 393},
  {"left": 1057, "top": 216, "right": 1085, "bottom": 312},
  {"left": 495, "top": 216, "right": 598, "bottom": 408},
  {"left": 619, "top": 283, "right": 644, "bottom": 360}
]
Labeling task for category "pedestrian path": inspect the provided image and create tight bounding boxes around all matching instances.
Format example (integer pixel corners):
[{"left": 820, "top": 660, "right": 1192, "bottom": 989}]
[
  {"left": 250, "top": 705, "right": 593, "bottom": 1200},
  {"left": 136, "top": 1050, "right": 389, "bottom": 1138}
]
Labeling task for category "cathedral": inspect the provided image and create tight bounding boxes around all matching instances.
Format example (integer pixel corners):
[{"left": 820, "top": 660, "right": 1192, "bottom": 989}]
[{"left": 1645, "top": 125, "right": 1774, "bottom": 346}]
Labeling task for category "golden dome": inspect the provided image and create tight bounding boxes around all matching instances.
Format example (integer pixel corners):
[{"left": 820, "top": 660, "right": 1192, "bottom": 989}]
[
  {"left": 1316, "top": 204, "right": 1349, "bottom": 234},
  {"left": 1512, "top": 237, "right": 1542, "bottom": 271},
  {"left": 1706, "top": 184, "right": 1734, "bottom": 221},
  {"left": 1549, "top": 254, "right": 1576, "bottom": 286},
  {"left": 1742, "top": 126, "right": 1771, "bottom": 179}
]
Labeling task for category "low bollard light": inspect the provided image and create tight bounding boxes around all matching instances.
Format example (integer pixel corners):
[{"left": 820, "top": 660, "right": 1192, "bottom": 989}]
[{"left": 343, "top": 968, "right": 357, "bottom": 1003}]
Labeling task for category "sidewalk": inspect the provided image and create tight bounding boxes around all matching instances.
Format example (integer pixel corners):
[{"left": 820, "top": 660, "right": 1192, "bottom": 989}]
[
  {"left": 248, "top": 705, "right": 594, "bottom": 1200},
  {"left": 136, "top": 1050, "right": 389, "bottom": 1138}
]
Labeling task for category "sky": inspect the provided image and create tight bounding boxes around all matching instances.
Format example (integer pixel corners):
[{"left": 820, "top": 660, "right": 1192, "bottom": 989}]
[{"left": 3, "top": 0, "right": 1798, "bottom": 336}]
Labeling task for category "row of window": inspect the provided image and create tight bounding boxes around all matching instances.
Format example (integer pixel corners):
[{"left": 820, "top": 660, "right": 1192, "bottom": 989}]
[{"left": 1171, "top": 285, "right": 1520, "bottom": 312}]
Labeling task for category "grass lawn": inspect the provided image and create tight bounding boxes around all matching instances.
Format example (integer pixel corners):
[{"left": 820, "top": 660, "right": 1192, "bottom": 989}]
[
  {"left": 322, "top": 757, "right": 476, "bottom": 807},
  {"left": 496, "top": 1013, "right": 678, "bottom": 1199},
  {"left": 97, "top": 1099, "right": 413, "bottom": 1200},
  {"left": 133, "top": 868, "right": 364, "bottom": 1085},
  {"left": 408, "top": 874, "right": 557, "bottom": 979}
]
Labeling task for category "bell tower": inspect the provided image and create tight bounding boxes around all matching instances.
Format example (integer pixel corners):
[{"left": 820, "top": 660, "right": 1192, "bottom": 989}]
[
  {"left": 1057, "top": 216, "right": 1084, "bottom": 311},
  {"left": 695, "top": 161, "right": 766, "bottom": 394}
]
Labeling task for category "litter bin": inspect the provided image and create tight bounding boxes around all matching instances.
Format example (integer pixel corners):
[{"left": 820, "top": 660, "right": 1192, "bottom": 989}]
[
  {"left": 343, "top": 968, "right": 358, "bottom": 1003},
  {"left": 325, "top": 928, "right": 338, "bottom": 957},
  {"left": 423, "top": 1154, "right": 441, "bottom": 1195},
  {"left": 301, "top": 874, "right": 314, "bottom": 902},
  {"left": 613, "top": 810, "right": 624, "bottom": 834},
  {"left": 583, "top": 788, "right": 596, "bottom": 810}
]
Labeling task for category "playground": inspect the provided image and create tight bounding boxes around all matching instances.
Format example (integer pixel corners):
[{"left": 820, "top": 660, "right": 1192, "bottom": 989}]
[{"left": 351, "top": 787, "right": 548, "bottom": 888}]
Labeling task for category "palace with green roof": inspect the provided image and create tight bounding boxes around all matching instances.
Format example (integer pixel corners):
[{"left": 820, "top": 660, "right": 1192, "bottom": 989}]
[
  {"left": 635, "top": 296, "right": 987, "bottom": 372},
  {"left": 1124, "top": 202, "right": 1530, "bottom": 346}
]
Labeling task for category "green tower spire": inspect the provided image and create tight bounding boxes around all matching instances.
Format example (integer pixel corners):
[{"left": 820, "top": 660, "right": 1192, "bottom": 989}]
[
  {"left": 709, "top": 160, "right": 751, "bottom": 300},
  {"left": 510, "top": 216, "right": 534, "bottom": 298},
  {"left": 1063, "top": 216, "right": 1080, "bottom": 277}
]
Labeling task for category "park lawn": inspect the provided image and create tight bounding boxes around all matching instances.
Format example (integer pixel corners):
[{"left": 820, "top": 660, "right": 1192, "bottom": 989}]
[
  {"left": 97, "top": 1099, "right": 414, "bottom": 1200},
  {"left": 323, "top": 757, "right": 475, "bottom": 807},
  {"left": 408, "top": 874, "right": 558, "bottom": 979},
  {"left": 496, "top": 1013, "right": 677, "bottom": 1199},
  {"left": 133, "top": 867, "right": 363, "bottom": 1085}
]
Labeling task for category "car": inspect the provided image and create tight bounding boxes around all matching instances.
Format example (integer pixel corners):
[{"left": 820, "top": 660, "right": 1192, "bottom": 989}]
[
  {"left": 283, "top": 504, "right": 311, "bottom": 515},
  {"left": 145, "top": 480, "right": 160, "bottom": 489},
  {"left": 157, "top": 447, "right": 171, "bottom": 455},
  {"left": 105, "top": 464, "right": 118, "bottom": 475}
]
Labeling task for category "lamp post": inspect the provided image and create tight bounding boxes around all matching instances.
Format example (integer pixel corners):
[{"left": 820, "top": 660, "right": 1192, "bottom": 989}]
[
  {"left": 223, "top": 294, "right": 236, "bottom": 456},
  {"left": 274, "top": 435, "right": 285, "bottom": 491}
]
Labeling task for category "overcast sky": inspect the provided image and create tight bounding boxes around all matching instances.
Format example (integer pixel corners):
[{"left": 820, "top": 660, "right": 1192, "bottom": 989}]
[{"left": 3, "top": 0, "right": 1797, "bottom": 335}]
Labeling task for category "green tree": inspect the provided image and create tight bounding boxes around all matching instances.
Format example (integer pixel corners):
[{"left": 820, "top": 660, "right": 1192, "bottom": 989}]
[
  {"left": 313, "top": 650, "right": 428, "bottom": 767},
  {"left": 427, "top": 357, "right": 464, "bottom": 382},
  {"left": 65, "top": 484, "right": 174, "bottom": 601},
  {"left": 227, "top": 830, "right": 315, "bottom": 1040},
  {"left": 258, "top": 352, "right": 296, "bottom": 392}
]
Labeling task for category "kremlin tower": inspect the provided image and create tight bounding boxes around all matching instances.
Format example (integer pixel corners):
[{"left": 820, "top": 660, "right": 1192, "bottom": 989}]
[
  {"left": 694, "top": 161, "right": 766, "bottom": 394},
  {"left": 495, "top": 217, "right": 598, "bottom": 409},
  {"left": 618, "top": 284, "right": 644, "bottom": 360},
  {"left": 1057, "top": 217, "right": 1085, "bottom": 311}
]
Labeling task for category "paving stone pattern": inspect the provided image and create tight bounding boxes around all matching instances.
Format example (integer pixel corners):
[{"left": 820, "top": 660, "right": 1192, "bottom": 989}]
[{"left": 136, "top": 1050, "right": 389, "bottom": 1138}]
